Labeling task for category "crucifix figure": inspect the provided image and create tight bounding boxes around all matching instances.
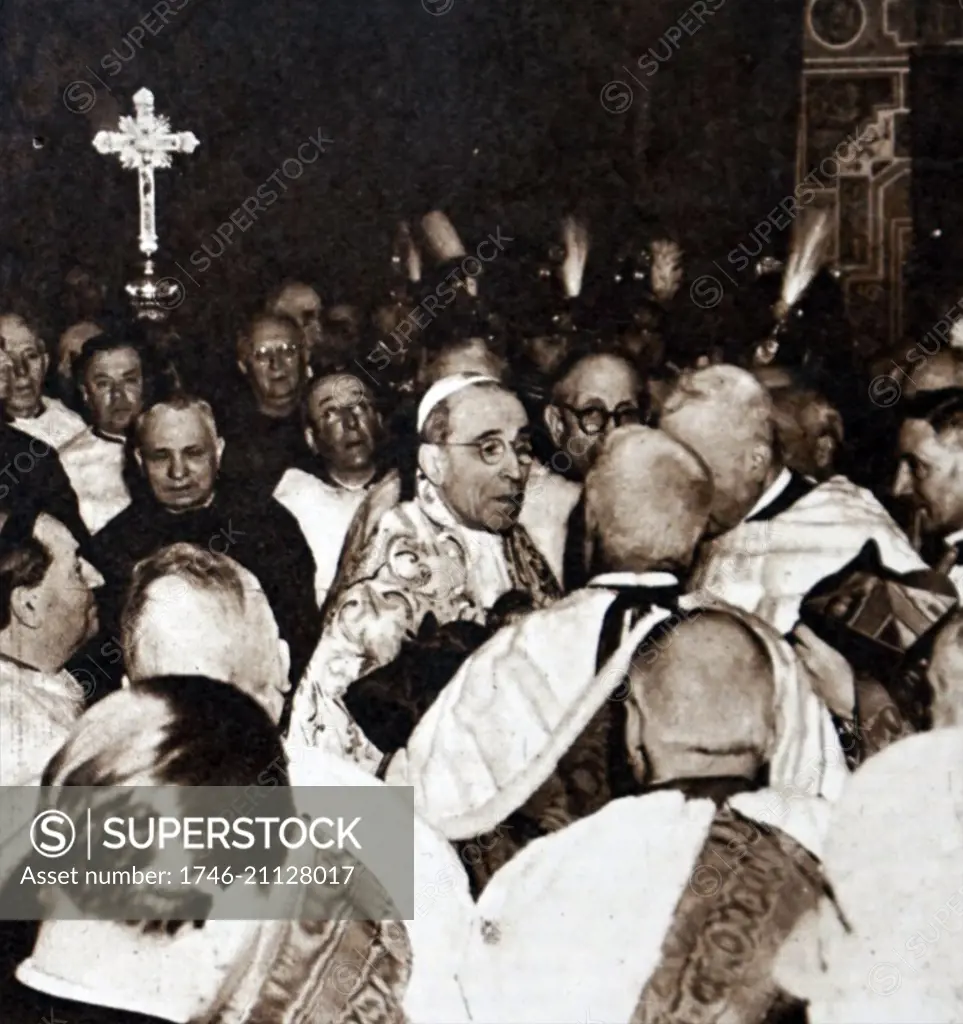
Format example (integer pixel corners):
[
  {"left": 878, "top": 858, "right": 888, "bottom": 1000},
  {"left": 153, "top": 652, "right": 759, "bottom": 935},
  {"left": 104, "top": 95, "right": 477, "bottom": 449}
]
[{"left": 93, "top": 88, "right": 199, "bottom": 258}]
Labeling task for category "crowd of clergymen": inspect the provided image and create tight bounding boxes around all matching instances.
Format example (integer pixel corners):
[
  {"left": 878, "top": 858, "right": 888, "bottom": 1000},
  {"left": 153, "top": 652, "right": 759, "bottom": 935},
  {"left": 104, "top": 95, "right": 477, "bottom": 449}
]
[{"left": 5, "top": 264, "right": 963, "bottom": 1024}]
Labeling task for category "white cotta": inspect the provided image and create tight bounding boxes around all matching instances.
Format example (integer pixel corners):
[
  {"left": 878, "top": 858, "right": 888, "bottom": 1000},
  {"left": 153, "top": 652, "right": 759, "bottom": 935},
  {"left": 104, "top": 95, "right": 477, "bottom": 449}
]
[
  {"left": 455, "top": 791, "right": 717, "bottom": 1024},
  {"left": 10, "top": 397, "right": 87, "bottom": 453},
  {"left": 58, "top": 428, "right": 132, "bottom": 534},
  {"left": 690, "top": 475, "right": 925, "bottom": 634},
  {"left": 775, "top": 729, "right": 963, "bottom": 1024},
  {"left": 0, "top": 661, "right": 85, "bottom": 785},
  {"left": 251, "top": 745, "right": 476, "bottom": 1024},
  {"left": 272, "top": 467, "right": 370, "bottom": 608},
  {"left": 387, "top": 585, "right": 846, "bottom": 846}
]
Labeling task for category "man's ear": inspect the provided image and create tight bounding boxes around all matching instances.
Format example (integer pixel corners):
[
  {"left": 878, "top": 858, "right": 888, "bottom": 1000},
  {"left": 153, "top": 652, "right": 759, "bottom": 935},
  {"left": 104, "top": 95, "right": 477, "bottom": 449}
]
[
  {"left": 10, "top": 585, "right": 42, "bottom": 630},
  {"left": 418, "top": 443, "right": 446, "bottom": 487},
  {"left": 583, "top": 501, "right": 599, "bottom": 576},
  {"left": 215, "top": 435, "right": 226, "bottom": 467},
  {"left": 814, "top": 434, "right": 836, "bottom": 471},
  {"left": 39, "top": 352, "right": 50, "bottom": 379},
  {"left": 79, "top": 383, "right": 91, "bottom": 411},
  {"left": 544, "top": 404, "right": 565, "bottom": 450},
  {"left": 304, "top": 426, "right": 318, "bottom": 454},
  {"left": 133, "top": 448, "right": 144, "bottom": 473},
  {"left": 749, "top": 441, "right": 772, "bottom": 480},
  {"left": 236, "top": 359, "right": 249, "bottom": 378}
]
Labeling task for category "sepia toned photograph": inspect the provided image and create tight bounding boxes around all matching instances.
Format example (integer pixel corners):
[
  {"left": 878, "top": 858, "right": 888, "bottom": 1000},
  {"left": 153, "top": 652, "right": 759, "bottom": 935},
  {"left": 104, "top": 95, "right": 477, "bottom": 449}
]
[{"left": 1, "top": 0, "right": 963, "bottom": 1021}]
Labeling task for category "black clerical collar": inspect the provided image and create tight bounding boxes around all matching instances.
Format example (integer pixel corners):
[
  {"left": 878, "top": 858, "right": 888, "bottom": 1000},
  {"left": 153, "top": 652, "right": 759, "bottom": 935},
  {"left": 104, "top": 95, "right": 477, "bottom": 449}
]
[
  {"left": 255, "top": 404, "right": 299, "bottom": 424},
  {"left": 920, "top": 529, "right": 963, "bottom": 571},
  {"left": 744, "top": 469, "right": 815, "bottom": 524},
  {"left": 93, "top": 428, "right": 127, "bottom": 445},
  {"left": 321, "top": 464, "right": 379, "bottom": 492},
  {"left": 10, "top": 400, "right": 46, "bottom": 421},
  {"left": 0, "top": 649, "right": 45, "bottom": 675},
  {"left": 157, "top": 496, "right": 216, "bottom": 516},
  {"left": 944, "top": 529, "right": 963, "bottom": 555}
]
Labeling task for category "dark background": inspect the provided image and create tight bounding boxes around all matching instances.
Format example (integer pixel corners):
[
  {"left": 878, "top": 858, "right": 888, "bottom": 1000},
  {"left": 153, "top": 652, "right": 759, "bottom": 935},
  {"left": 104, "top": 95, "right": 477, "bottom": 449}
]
[{"left": 1, "top": 0, "right": 804, "bottom": 348}]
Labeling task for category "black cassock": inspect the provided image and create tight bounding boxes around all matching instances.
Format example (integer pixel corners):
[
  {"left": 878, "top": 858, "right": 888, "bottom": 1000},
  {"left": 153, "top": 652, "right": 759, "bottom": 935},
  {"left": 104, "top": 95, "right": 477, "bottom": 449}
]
[
  {"left": 87, "top": 485, "right": 319, "bottom": 721},
  {"left": 0, "top": 420, "right": 89, "bottom": 546}
]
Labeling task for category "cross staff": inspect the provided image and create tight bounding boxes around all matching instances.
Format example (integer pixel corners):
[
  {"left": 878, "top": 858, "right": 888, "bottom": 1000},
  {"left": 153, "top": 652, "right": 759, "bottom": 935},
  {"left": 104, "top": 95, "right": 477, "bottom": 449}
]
[{"left": 93, "top": 88, "right": 199, "bottom": 258}]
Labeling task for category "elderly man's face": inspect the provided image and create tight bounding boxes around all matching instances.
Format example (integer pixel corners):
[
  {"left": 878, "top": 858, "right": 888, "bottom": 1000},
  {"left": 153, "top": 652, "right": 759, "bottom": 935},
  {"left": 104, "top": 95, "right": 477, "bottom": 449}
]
[
  {"left": 427, "top": 387, "right": 533, "bottom": 533},
  {"left": 546, "top": 354, "right": 642, "bottom": 478},
  {"left": 30, "top": 514, "right": 103, "bottom": 666},
  {"left": 892, "top": 419, "right": 963, "bottom": 539},
  {"left": 274, "top": 283, "right": 323, "bottom": 351},
  {"left": 242, "top": 320, "right": 305, "bottom": 417},
  {"left": 519, "top": 334, "right": 570, "bottom": 377},
  {"left": 305, "top": 374, "right": 379, "bottom": 480},
  {"left": 0, "top": 316, "right": 46, "bottom": 418},
  {"left": 660, "top": 398, "right": 769, "bottom": 535},
  {"left": 138, "top": 405, "right": 223, "bottom": 512},
  {"left": 82, "top": 346, "right": 144, "bottom": 437},
  {"left": 796, "top": 401, "right": 843, "bottom": 481}
]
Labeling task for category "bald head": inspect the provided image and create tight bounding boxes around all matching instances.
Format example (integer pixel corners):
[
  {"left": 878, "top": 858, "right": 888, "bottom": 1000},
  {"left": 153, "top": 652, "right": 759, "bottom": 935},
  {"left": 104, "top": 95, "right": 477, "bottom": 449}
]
[
  {"left": 121, "top": 545, "right": 291, "bottom": 723},
  {"left": 625, "top": 610, "right": 775, "bottom": 785},
  {"left": 266, "top": 282, "right": 323, "bottom": 349},
  {"left": 771, "top": 387, "right": 843, "bottom": 482},
  {"left": 659, "top": 364, "right": 778, "bottom": 535},
  {"left": 419, "top": 337, "right": 507, "bottom": 389},
  {"left": 900, "top": 348, "right": 963, "bottom": 398},
  {"left": 584, "top": 425, "right": 713, "bottom": 574},
  {"left": 923, "top": 610, "right": 963, "bottom": 730}
]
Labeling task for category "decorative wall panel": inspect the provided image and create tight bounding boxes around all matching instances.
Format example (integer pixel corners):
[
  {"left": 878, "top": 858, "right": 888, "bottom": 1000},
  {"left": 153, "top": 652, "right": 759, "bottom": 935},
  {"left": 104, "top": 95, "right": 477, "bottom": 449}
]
[
  {"left": 801, "top": 0, "right": 913, "bottom": 356},
  {"left": 802, "top": 0, "right": 963, "bottom": 354}
]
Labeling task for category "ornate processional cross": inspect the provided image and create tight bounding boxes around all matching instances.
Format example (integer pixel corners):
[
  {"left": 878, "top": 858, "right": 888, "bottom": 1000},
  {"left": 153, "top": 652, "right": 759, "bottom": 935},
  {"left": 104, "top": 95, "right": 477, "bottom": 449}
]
[{"left": 93, "top": 88, "right": 199, "bottom": 259}]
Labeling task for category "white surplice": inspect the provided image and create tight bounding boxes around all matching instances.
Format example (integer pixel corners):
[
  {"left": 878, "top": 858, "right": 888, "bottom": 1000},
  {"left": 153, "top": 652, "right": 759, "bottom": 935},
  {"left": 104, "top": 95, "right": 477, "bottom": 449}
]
[
  {"left": 282, "top": 743, "right": 475, "bottom": 1024},
  {"left": 690, "top": 472, "right": 925, "bottom": 634},
  {"left": 10, "top": 397, "right": 87, "bottom": 453},
  {"left": 273, "top": 467, "right": 370, "bottom": 609},
  {"left": 58, "top": 428, "right": 132, "bottom": 534},
  {"left": 0, "top": 657, "right": 85, "bottom": 785}
]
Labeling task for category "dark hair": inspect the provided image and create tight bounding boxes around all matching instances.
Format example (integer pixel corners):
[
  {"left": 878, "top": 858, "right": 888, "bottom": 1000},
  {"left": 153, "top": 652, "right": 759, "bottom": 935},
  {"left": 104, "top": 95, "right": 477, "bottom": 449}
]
[
  {"left": 73, "top": 324, "right": 147, "bottom": 387},
  {"left": 0, "top": 509, "right": 49, "bottom": 630},
  {"left": 902, "top": 387, "right": 963, "bottom": 439},
  {"left": 42, "top": 676, "right": 291, "bottom": 932}
]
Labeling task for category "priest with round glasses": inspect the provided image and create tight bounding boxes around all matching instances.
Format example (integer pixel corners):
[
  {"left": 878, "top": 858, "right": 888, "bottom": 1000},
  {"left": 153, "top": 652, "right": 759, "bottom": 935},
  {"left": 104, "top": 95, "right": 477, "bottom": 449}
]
[
  {"left": 520, "top": 343, "right": 645, "bottom": 591},
  {"left": 289, "top": 372, "right": 561, "bottom": 767}
]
